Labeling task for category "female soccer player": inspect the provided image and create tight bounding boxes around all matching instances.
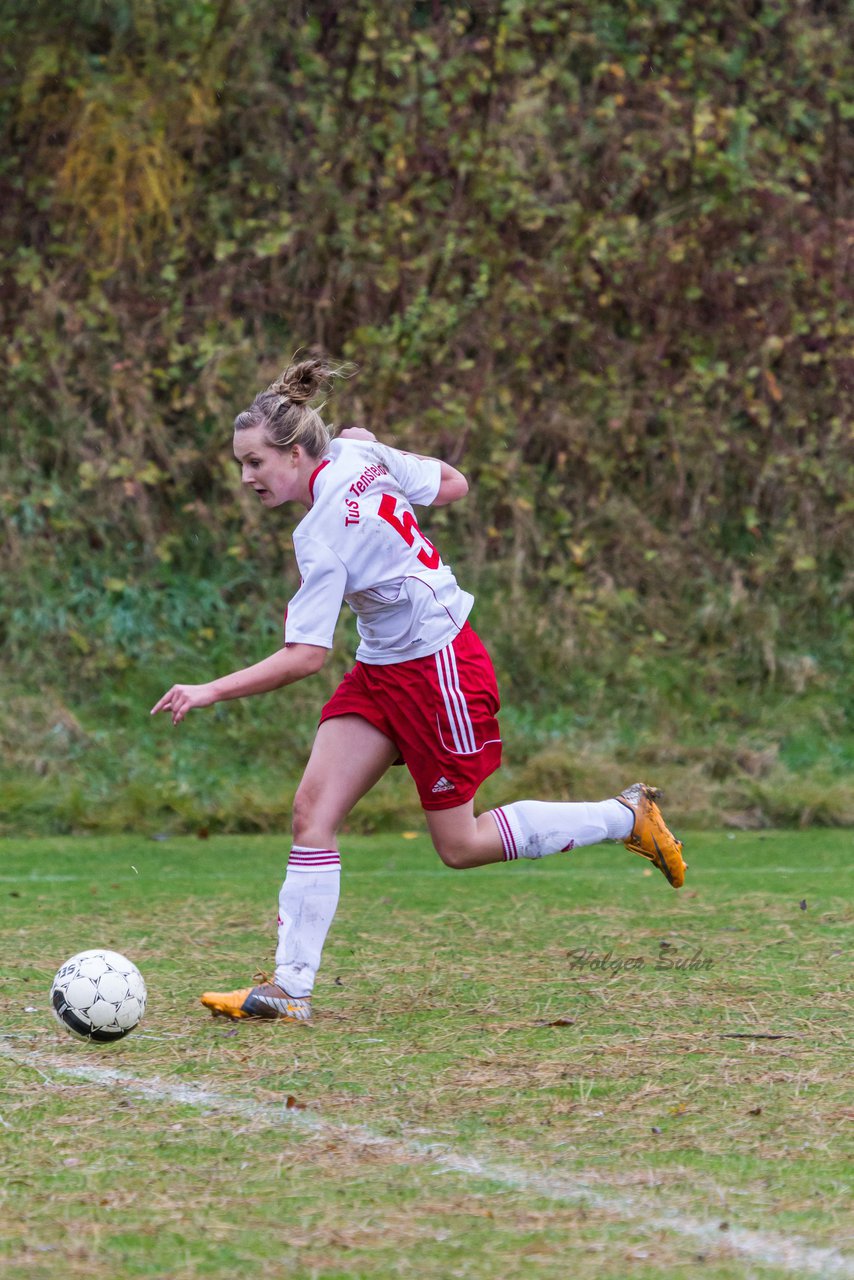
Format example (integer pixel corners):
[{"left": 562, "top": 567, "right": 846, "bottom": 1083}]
[{"left": 151, "top": 359, "right": 686, "bottom": 1022}]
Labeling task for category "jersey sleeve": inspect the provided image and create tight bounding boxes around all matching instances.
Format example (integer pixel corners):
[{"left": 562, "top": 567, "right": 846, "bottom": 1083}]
[
  {"left": 375, "top": 444, "right": 442, "bottom": 507},
  {"left": 284, "top": 535, "right": 348, "bottom": 649}
]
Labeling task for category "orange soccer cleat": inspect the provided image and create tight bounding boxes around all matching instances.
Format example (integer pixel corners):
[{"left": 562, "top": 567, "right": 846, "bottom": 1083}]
[
  {"left": 200, "top": 982, "right": 312, "bottom": 1022},
  {"left": 617, "top": 783, "right": 687, "bottom": 888}
]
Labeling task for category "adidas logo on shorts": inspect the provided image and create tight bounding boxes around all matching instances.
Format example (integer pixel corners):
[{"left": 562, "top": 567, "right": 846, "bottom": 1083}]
[{"left": 431, "top": 775, "right": 455, "bottom": 794}]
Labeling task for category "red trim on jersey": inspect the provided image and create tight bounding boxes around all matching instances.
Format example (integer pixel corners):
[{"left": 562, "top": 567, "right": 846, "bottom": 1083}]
[
  {"left": 400, "top": 574, "right": 468, "bottom": 634},
  {"left": 308, "top": 459, "right": 331, "bottom": 504}
]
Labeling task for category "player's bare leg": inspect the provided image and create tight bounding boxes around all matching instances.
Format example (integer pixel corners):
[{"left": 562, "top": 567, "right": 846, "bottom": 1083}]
[
  {"left": 291, "top": 714, "right": 399, "bottom": 848},
  {"left": 425, "top": 801, "right": 505, "bottom": 868},
  {"left": 201, "top": 716, "right": 398, "bottom": 1021}
]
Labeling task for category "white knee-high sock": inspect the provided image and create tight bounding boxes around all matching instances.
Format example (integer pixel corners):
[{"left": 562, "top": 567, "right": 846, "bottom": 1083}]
[
  {"left": 491, "top": 799, "right": 632, "bottom": 861},
  {"left": 274, "top": 847, "right": 341, "bottom": 997}
]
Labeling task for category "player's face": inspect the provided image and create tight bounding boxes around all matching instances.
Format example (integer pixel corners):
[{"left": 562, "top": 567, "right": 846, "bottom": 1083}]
[{"left": 234, "top": 427, "right": 303, "bottom": 508}]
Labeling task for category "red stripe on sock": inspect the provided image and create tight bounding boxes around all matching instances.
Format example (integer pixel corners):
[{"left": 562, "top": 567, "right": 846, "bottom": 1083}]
[
  {"left": 493, "top": 808, "right": 518, "bottom": 861},
  {"left": 288, "top": 848, "right": 341, "bottom": 869}
]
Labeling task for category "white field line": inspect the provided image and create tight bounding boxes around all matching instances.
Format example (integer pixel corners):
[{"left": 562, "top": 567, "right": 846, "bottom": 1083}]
[
  {"left": 2, "top": 1040, "right": 852, "bottom": 1278},
  {"left": 0, "top": 864, "right": 846, "bottom": 883}
]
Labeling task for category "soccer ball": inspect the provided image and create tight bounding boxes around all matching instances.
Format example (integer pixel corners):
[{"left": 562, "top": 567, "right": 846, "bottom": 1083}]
[{"left": 50, "top": 949, "right": 147, "bottom": 1042}]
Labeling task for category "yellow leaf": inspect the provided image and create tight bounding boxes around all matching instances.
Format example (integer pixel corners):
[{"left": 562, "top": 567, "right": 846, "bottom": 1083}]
[
  {"left": 68, "top": 629, "right": 91, "bottom": 654},
  {"left": 764, "top": 369, "right": 783, "bottom": 402}
]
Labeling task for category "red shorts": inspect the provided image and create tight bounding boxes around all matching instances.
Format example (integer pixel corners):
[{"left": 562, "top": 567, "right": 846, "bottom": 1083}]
[{"left": 319, "top": 623, "right": 502, "bottom": 810}]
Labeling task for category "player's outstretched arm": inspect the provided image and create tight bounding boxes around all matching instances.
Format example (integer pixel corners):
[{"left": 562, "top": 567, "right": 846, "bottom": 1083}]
[{"left": 150, "top": 643, "right": 327, "bottom": 726}]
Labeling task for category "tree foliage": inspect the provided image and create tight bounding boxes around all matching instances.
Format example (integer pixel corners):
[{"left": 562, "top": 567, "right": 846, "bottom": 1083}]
[{"left": 1, "top": 0, "right": 852, "bottom": 693}]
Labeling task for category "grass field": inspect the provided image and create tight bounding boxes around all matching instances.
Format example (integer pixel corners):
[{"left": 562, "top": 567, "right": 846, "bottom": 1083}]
[{"left": 1, "top": 829, "right": 852, "bottom": 1279}]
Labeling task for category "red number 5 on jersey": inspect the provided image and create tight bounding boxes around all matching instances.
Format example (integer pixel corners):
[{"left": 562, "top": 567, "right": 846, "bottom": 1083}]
[{"left": 378, "top": 493, "right": 440, "bottom": 570}]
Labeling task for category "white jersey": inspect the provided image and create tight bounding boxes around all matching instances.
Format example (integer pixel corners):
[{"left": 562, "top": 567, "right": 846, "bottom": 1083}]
[{"left": 284, "top": 439, "right": 473, "bottom": 664}]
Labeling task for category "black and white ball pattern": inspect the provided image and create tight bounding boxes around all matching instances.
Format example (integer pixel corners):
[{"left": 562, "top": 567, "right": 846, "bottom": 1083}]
[{"left": 51, "top": 949, "right": 147, "bottom": 1042}]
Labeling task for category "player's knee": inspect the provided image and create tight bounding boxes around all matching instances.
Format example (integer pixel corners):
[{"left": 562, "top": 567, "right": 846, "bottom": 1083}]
[
  {"left": 291, "top": 784, "right": 321, "bottom": 846},
  {"left": 432, "top": 838, "right": 477, "bottom": 870}
]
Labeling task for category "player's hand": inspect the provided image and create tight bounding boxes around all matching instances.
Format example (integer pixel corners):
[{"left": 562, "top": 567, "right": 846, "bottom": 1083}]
[
  {"left": 338, "top": 427, "right": 377, "bottom": 441},
  {"left": 150, "top": 682, "right": 217, "bottom": 725}
]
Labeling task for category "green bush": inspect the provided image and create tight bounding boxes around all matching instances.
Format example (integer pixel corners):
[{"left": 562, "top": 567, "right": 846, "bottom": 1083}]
[{"left": 1, "top": 1, "right": 851, "bottom": 829}]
